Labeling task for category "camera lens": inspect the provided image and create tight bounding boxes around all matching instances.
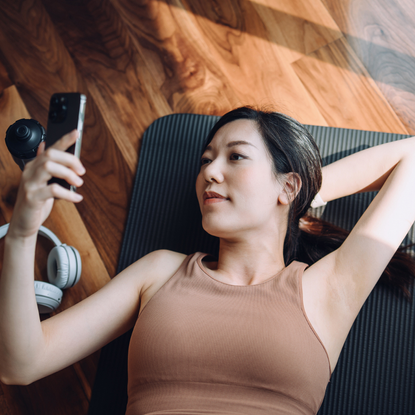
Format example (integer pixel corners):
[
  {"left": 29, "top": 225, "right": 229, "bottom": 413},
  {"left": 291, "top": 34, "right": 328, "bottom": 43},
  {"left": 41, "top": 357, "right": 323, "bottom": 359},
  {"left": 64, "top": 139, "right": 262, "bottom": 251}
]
[
  {"left": 49, "top": 111, "right": 58, "bottom": 122},
  {"left": 15, "top": 125, "right": 30, "bottom": 140},
  {"left": 48, "top": 94, "right": 68, "bottom": 124}
]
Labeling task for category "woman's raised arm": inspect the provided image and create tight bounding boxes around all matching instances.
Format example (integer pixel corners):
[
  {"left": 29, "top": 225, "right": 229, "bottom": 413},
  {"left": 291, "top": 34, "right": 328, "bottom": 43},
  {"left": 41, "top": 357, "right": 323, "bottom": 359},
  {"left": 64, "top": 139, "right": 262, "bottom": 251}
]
[
  {"left": 303, "top": 136, "right": 415, "bottom": 369},
  {"left": 319, "top": 135, "right": 415, "bottom": 203}
]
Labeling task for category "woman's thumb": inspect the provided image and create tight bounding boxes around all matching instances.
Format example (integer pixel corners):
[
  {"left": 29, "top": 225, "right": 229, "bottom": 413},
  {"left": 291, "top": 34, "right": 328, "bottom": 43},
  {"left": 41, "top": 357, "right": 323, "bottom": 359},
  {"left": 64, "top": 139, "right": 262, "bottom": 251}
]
[{"left": 36, "top": 141, "right": 46, "bottom": 156}]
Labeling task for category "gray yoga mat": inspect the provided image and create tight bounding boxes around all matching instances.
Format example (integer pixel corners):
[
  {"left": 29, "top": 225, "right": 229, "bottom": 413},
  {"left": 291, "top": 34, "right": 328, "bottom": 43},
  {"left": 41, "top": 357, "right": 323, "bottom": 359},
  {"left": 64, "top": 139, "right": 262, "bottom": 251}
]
[{"left": 88, "top": 114, "right": 414, "bottom": 415}]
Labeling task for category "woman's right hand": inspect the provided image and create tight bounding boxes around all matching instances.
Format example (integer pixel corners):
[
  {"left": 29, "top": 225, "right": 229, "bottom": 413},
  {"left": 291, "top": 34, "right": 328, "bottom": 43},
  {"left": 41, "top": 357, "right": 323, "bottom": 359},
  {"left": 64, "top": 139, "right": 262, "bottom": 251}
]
[{"left": 7, "top": 130, "right": 86, "bottom": 240}]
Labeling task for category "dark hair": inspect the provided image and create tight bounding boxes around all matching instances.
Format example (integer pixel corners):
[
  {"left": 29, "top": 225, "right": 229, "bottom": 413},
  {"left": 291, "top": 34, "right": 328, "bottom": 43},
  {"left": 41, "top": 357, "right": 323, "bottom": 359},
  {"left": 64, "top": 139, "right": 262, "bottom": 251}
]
[{"left": 203, "top": 106, "right": 415, "bottom": 299}]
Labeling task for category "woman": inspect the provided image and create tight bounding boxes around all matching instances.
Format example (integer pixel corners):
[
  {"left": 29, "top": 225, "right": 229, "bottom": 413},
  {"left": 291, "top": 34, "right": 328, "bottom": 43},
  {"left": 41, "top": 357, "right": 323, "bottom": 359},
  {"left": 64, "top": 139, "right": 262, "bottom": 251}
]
[{"left": 1, "top": 107, "right": 414, "bottom": 414}]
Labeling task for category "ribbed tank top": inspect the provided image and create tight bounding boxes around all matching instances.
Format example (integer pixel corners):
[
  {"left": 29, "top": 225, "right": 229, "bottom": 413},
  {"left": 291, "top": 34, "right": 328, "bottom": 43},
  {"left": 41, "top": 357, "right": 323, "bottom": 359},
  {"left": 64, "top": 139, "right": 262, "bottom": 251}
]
[{"left": 126, "top": 252, "right": 331, "bottom": 415}]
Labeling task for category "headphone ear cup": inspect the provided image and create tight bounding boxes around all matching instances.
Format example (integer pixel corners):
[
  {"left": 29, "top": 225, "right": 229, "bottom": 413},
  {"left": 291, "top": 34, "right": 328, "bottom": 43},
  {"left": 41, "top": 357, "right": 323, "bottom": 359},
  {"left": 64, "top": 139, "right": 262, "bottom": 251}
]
[
  {"left": 66, "top": 245, "right": 82, "bottom": 287},
  {"left": 34, "top": 281, "right": 63, "bottom": 314},
  {"left": 47, "top": 244, "right": 82, "bottom": 289}
]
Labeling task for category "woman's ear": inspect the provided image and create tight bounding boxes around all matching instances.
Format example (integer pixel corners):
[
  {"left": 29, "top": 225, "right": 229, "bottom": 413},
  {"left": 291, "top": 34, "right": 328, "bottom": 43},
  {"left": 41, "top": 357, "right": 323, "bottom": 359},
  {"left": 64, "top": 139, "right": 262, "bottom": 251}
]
[{"left": 278, "top": 173, "right": 302, "bottom": 205}]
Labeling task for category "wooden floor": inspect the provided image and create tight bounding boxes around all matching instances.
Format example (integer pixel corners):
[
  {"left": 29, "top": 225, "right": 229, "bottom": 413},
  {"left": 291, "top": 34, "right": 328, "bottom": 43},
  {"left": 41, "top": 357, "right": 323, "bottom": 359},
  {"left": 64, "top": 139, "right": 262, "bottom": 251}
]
[{"left": 0, "top": 0, "right": 414, "bottom": 413}]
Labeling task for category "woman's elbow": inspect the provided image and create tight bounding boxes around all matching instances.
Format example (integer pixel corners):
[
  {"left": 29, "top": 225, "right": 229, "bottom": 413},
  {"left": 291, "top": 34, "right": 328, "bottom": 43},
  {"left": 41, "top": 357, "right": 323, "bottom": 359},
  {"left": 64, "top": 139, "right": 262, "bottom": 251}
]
[
  {"left": 0, "top": 375, "right": 32, "bottom": 386},
  {"left": 0, "top": 367, "right": 36, "bottom": 386}
]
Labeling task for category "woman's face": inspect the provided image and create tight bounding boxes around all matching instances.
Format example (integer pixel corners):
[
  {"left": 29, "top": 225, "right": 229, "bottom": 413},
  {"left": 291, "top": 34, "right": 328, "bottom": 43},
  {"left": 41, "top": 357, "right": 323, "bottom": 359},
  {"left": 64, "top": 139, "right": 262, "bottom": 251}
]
[{"left": 195, "top": 119, "right": 289, "bottom": 240}]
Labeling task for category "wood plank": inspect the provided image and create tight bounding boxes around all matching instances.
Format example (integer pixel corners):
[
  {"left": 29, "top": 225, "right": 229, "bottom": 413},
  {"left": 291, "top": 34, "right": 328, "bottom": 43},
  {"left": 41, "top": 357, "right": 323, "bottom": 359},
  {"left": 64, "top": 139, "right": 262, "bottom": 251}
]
[
  {"left": 0, "top": 367, "right": 89, "bottom": 415},
  {"left": 245, "top": 0, "right": 343, "bottom": 63},
  {"left": 0, "top": 0, "right": 134, "bottom": 277},
  {"left": 292, "top": 36, "right": 409, "bottom": 133},
  {"left": 321, "top": 0, "right": 415, "bottom": 134},
  {"left": 113, "top": 0, "right": 328, "bottom": 125},
  {"left": 111, "top": 0, "right": 241, "bottom": 115},
  {"left": 41, "top": 0, "right": 173, "bottom": 173},
  {"left": 0, "top": 86, "right": 30, "bottom": 225},
  {"left": 0, "top": 59, "right": 12, "bottom": 93},
  {"left": 179, "top": 0, "right": 329, "bottom": 124}
]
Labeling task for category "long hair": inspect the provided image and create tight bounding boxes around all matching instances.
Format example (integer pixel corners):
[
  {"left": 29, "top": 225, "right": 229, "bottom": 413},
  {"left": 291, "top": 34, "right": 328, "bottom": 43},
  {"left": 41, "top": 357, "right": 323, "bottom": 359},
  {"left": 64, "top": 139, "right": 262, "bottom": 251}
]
[{"left": 203, "top": 106, "right": 415, "bottom": 299}]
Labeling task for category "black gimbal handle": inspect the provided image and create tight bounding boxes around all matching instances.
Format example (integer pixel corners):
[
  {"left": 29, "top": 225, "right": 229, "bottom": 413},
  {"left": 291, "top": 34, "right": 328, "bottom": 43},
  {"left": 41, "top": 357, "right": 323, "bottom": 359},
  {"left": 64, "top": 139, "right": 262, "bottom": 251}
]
[{"left": 5, "top": 119, "right": 46, "bottom": 170}]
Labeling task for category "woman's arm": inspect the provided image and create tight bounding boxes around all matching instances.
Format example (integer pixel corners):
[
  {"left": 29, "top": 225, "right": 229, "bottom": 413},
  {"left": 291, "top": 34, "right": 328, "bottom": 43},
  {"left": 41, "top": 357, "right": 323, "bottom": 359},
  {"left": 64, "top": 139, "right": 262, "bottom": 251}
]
[
  {"left": 0, "top": 132, "right": 186, "bottom": 385},
  {"left": 0, "top": 131, "right": 84, "bottom": 383},
  {"left": 0, "top": 245, "right": 182, "bottom": 385},
  {"left": 304, "top": 136, "right": 415, "bottom": 368},
  {"left": 319, "top": 136, "right": 415, "bottom": 203}
]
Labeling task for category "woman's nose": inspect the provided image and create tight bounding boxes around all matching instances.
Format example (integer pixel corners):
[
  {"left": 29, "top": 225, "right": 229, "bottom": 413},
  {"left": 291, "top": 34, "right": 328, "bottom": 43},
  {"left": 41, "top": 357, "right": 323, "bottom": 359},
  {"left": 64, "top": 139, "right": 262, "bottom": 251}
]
[{"left": 204, "top": 160, "right": 224, "bottom": 183}]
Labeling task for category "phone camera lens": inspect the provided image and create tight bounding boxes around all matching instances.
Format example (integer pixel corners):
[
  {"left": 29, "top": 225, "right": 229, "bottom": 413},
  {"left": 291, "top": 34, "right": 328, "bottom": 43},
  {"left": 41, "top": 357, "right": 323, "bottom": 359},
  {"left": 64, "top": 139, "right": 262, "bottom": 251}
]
[
  {"left": 49, "top": 111, "right": 58, "bottom": 122},
  {"left": 48, "top": 94, "right": 69, "bottom": 124}
]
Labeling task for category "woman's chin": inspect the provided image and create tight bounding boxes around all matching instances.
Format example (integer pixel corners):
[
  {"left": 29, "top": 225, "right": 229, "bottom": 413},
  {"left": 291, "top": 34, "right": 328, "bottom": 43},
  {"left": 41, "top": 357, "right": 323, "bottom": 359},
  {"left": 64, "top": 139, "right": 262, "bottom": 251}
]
[{"left": 202, "top": 221, "right": 238, "bottom": 240}]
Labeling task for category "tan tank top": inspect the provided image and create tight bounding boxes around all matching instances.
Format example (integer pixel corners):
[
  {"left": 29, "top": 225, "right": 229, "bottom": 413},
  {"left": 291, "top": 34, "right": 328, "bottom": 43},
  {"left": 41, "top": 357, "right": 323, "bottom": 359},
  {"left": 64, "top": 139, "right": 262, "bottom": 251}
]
[{"left": 126, "top": 252, "right": 331, "bottom": 415}]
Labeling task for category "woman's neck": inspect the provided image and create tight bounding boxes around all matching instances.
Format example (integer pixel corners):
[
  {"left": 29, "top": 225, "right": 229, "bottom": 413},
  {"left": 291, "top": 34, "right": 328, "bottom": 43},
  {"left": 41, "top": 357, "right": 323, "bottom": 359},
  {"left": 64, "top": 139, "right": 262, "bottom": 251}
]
[{"left": 205, "top": 232, "right": 286, "bottom": 286}]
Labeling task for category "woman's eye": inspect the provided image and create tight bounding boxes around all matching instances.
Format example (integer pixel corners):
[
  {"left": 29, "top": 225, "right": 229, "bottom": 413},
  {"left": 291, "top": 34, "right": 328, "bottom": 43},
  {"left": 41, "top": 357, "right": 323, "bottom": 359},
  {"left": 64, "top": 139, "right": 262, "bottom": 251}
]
[
  {"left": 230, "top": 153, "right": 245, "bottom": 161},
  {"left": 200, "top": 158, "right": 211, "bottom": 165}
]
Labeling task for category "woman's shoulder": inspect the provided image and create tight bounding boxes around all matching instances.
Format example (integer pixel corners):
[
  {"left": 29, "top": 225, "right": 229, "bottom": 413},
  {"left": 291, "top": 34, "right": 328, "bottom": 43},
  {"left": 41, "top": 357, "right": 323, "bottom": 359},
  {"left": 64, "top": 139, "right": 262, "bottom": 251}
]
[
  {"left": 139, "top": 250, "right": 208, "bottom": 269},
  {"left": 144, "top": 249, "right": 189, "bottom": 263},
  {"left": 135, "top": 249, "right": 188, "bottom": 281},
  {"left": 135, "top": 250, "right": 195, "bottom": 311}
]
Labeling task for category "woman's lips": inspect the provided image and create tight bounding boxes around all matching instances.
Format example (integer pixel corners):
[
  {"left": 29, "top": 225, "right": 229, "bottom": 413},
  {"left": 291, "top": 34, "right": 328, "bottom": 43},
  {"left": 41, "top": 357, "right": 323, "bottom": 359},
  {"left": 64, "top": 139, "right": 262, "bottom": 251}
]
[
  {"left": 203, "top": 191, "right": 229, "bottom": 205},
  {"left": 204, "top": 197, "right": 228, "bottom": 205}
]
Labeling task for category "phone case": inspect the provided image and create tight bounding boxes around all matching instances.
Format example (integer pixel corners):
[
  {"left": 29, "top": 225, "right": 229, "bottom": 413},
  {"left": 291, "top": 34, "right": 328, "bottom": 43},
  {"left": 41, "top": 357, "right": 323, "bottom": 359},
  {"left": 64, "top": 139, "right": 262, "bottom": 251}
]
[{"left": 46, "top": 93, "right": 87, "bottom": 190}]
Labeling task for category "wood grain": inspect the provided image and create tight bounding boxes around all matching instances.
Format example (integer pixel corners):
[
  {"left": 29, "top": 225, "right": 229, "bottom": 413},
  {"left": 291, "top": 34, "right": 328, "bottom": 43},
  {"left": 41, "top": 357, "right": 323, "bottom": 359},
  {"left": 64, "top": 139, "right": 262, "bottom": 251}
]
[
  {"left": 113, "top": 0, "right": 329, "bottom": 124},
  {"left": 181, "top": 0, "right": 331, "bottom": 124},
  {"left": 292, "top": 36, "right": 408, "bottom": 133},
  {"left": 111, "top": 0, "right": 242, "bottom": 115},
  {"left": 234, "top": 0, "right": 343, "bottom": 63},
  {"left": 0, "top": 86, "right": 30, "bottom": 223},
  {"left": 0, "top": 367, "right": 89, "bottom": 415},
  {"left": 321, "top": 0, "right": 415, "bottom": 134},
  {"left": 0, "top": 60, "right": 12, "bottom": 93}
]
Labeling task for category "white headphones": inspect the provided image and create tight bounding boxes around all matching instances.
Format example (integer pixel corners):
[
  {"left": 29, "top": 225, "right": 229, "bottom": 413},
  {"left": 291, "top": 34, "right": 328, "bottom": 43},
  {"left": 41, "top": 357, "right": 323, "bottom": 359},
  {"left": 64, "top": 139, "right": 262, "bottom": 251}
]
[{"left": 0, "top": 224, "right": 82, "bottom": 314}]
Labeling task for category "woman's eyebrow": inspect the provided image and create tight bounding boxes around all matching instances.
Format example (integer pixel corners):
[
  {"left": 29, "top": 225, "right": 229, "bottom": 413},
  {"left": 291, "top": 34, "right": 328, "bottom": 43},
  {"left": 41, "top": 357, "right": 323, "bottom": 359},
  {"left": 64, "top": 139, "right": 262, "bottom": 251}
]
[{"left": 205, "top": 140, "right": 257, "bottom": 151}]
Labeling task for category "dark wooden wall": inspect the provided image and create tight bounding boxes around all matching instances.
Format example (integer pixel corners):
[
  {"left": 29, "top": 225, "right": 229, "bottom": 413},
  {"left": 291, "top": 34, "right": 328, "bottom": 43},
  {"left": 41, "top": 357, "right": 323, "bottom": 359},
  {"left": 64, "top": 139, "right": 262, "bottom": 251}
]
[{"left": 0, "top": 0, "right": 414, "bottom": 413}]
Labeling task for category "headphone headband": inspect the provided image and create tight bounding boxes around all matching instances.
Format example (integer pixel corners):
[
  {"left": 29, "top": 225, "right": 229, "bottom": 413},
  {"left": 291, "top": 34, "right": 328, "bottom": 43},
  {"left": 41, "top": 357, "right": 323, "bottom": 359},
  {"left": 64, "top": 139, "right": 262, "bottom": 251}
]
[
  {"left": 0, "top": 222, "right": 81, "bottom": 313},
  {"left": 0, "top": 223, "right": 62, "bottom": 246}
]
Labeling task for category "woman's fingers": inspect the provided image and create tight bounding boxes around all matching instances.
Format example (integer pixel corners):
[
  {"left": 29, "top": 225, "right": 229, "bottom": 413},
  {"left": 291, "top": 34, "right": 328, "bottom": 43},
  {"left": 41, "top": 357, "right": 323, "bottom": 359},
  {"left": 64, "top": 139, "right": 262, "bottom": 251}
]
[
  {"left": 20, "top": 130, "right": 86, "bottom": 205},
  {"left": 42, "top": 148, "right": 86, "bottom": 176},
  {"left": 51, "top": 129, "right": 79, "bottom": 151},
  {"left": 44, "top": 160, "right": 84, "bottom": 187},
  {"left": 27, "top": 129, "right": 85, "bottom": 181},
  {"left": 26, "top": 148, "right": 85, "bottom": 185},
  {"left": 44, "top": 130, "right": 85, "bottom": 175},
  {"left": 36, "top": 183, "right": 83, "bottom": 203}
]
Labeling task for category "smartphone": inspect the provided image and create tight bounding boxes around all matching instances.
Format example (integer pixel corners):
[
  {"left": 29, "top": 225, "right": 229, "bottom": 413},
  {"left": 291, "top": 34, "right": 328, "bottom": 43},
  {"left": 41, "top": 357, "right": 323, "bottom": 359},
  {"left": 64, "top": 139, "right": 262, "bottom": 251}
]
[{"left": 46, "top": 93, "right": 87, "bottom": 191}]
